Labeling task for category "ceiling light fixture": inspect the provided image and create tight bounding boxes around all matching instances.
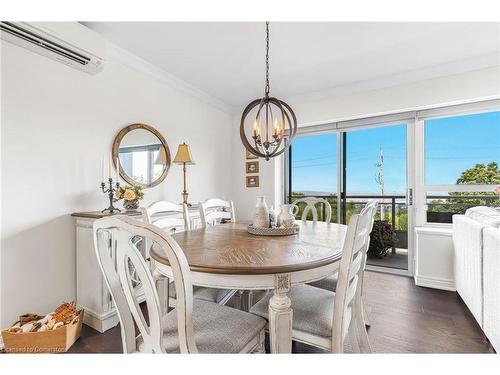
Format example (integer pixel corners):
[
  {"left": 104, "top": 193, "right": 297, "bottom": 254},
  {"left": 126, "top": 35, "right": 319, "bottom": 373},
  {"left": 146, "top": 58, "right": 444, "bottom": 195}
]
[{"left": 240, "top": 21, "right": 297, "bottom": 161}]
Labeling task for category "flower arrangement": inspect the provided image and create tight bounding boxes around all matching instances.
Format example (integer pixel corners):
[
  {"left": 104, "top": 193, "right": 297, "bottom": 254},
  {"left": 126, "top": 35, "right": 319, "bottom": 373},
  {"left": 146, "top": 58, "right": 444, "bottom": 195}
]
[{"left": 114, "top": 185, "right": 144, "bottom": 210}]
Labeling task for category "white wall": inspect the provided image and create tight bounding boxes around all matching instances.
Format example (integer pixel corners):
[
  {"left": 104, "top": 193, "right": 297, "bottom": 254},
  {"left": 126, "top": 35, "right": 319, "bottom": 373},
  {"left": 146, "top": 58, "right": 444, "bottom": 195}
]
[
  {"left": 0, "top": 40, "right": 233, "bottom": 327},
  {"left": 231, "top": 66, "right": 500, "bottom": 220}
]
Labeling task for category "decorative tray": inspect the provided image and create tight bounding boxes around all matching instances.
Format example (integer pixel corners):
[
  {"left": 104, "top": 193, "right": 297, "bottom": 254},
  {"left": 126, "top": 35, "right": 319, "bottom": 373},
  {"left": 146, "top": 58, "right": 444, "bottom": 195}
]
[{"left": 247, "top": 223, "right": 300, "bottom": 236}]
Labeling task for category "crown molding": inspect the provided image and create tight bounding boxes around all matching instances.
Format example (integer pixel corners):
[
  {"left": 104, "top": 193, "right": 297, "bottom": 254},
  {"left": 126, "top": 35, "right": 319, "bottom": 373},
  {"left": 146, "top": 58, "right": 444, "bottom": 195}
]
[
  {"left": 231, "top": 52, "right": 500, "bottom": 114},
  {"left": 107, "top": 42, "right": 233, "bottom": 114},
  {"left": 281, "top": 52, "right": 500, "bottom": 107}
]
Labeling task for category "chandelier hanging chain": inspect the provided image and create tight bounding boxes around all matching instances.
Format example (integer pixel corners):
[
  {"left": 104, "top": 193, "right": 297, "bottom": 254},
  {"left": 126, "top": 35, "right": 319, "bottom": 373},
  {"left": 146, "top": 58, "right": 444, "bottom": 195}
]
[{"left": 265, "top": 21, "right": 270, "bottom": 97}]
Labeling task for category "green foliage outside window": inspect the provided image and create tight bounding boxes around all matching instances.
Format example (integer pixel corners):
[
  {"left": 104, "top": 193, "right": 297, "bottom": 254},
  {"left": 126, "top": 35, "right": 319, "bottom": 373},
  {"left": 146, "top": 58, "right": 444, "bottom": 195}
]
[{"left": 428, "top": 162, "right": 500, "bottom": 214}]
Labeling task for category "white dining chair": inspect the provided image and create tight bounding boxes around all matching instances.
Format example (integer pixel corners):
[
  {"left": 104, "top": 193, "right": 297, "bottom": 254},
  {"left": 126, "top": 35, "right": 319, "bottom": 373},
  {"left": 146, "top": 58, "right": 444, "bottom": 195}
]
[
  {"left": 250, "top": 205, "right": 375, "bottom": 353},
  {"left": 199, "top": 198, "right": 254, "bottom": 310},
  {"left": 291, "top": 196, "right": 332, "bottom": 222},
  {"left": 141, "top": 201, "right": 235, "bottom": 313},
  {"left": 199, "top": 198, "right": 235, "bottom": 228},
  {"left": 93, "top": 215, "right": 266, "bottom": 353},
  {"left": 308, "top": 200, "right": 378, "bottom": 327}
]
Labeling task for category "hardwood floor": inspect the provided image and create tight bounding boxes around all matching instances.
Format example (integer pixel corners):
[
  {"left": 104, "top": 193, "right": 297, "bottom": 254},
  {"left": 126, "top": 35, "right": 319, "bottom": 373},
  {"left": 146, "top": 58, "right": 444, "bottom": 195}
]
[{"left": 68, "top": 272, "right": 495, "bottom": 354}]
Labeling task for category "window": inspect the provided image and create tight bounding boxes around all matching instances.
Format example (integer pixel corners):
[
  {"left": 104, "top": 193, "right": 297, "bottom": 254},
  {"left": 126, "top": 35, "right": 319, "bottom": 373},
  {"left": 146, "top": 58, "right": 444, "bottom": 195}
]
[
  {"left": 119, "top": 144, "right": 162, "bottom": 185},
  {"left": 289, "top": 132, "right": 338, "bottom": 222},
  {"left": 423, "top": 110, "right": 500, "bottom": 223},
  {"left": 425, "top": 111, "right": 500, "bottom": 185}
]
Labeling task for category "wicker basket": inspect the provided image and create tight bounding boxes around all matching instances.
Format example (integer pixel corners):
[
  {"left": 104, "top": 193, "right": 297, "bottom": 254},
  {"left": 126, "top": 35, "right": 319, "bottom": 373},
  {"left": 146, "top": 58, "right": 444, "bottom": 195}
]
[{"left": 247, "top": 223, "right": 300, "bottom": 236}]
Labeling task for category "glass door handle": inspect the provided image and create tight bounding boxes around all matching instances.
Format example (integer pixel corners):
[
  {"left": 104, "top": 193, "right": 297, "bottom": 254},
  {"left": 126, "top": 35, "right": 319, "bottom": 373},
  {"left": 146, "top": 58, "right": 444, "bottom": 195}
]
[{"left": 407, "top": 188, "right": 413, "bottom": 206}]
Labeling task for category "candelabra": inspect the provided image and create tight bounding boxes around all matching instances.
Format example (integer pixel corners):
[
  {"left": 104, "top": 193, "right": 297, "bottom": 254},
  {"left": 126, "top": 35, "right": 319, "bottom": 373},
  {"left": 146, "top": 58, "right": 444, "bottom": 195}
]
[{"left": 101, "top": 178, "right": 121, "bottom": 213}]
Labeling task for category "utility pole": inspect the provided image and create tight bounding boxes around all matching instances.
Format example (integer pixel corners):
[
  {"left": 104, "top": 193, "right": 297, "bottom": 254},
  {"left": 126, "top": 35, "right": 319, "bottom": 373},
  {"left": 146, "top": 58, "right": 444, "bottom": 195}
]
[{"left": 375, "top": 148, "right": 385, "bottom": 220}]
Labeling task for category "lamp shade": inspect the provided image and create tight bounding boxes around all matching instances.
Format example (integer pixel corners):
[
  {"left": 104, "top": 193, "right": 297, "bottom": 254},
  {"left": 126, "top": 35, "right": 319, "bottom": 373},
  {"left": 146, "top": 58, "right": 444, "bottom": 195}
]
[
  {"left": 173, "top": 142, "right": 194, "bottom": 164},
  {"left": 154, "top": 146, "right": 167, "bottom": 165}
]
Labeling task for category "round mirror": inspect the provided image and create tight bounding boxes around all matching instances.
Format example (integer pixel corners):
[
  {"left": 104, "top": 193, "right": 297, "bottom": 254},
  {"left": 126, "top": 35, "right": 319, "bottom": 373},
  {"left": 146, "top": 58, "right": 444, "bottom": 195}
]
[{"left": 112, "top": 124, "right": 171, "bottom": 188}]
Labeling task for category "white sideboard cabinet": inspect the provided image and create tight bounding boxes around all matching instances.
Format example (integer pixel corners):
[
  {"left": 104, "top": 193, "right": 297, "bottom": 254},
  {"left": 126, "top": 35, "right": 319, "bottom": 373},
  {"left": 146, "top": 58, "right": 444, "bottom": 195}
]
[{"left": 72, "top": 210, "right": 145, "bottom": 332}]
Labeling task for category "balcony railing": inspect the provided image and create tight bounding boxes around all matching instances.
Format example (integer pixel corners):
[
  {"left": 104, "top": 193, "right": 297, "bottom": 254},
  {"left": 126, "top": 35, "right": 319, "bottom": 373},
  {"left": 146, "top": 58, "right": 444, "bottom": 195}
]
[
  {"left": 289, "top": 193, "right": 407, "bottom": 229},
  {"left": 426, "top": 194, "right": 499, "bottom": 223},
  {"left": 289, "top": 193, "right": 499, "bottom": 226}
]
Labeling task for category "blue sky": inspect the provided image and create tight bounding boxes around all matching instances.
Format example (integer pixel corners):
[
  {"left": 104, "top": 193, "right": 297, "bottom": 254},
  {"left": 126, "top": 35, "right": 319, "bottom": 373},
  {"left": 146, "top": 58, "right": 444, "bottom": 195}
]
[{"left": 291, "top": 111, "right": 500, "bottom": 194}]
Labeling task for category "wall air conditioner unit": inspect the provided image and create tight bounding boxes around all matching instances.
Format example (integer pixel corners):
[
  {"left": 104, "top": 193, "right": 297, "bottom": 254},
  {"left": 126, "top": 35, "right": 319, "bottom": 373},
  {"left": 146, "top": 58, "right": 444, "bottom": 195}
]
[{"left": 0, "top": 22, "right": 105, "bottom": 74}]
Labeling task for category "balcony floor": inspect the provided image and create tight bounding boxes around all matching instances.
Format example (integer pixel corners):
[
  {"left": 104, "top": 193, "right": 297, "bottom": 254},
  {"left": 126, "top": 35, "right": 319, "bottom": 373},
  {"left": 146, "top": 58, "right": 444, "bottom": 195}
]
[{"left": 367, "top": 248, "right": 408, "bottom": 270}]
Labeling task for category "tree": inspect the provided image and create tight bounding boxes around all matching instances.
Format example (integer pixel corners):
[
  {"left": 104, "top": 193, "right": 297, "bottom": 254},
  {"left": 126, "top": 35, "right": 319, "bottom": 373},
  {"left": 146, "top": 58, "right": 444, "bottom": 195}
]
[
  {"left": 429, "top": 162, "right": 500, "bottom": 213},
  {"left": 456, "top": 162, "right": 500, "bottom": 185}
]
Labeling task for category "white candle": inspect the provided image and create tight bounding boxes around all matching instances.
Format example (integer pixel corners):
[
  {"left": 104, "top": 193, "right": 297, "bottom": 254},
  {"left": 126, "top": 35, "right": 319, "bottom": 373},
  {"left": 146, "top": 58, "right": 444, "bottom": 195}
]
[
  {"left": 101, "top": 156, "right": 105, "bottom": 183},
  {"left": 108, "top": 152, "right": 112, "bottom": 180},
  {"left": 115, "top": 157, "right": 119, "bottom": 183}
]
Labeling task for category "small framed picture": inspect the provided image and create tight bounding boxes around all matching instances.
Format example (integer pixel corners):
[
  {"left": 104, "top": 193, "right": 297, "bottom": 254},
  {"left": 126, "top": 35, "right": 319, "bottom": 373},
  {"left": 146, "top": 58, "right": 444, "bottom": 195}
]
[
  {"left": 246, "top": 161, "right": 259, "bottom": 174},
  {"left": 246, "top": 149, "right": 258, "bottom": 160},
  {"left": 246, "top": 175, "right": 259, "bottom": 188}
]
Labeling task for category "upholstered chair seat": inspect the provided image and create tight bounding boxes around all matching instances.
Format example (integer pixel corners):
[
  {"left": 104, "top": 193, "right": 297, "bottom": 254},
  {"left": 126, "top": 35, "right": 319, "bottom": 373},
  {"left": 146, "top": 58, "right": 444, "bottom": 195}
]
[
  {"left": 140, "top": 299, "right": 266, "bottom": 353},
  {"left": 308, "top": 273, "right": 338, "bottom": 291},
  {"left": 167, "top": 281, "right": 232, "bottom": 304},
  {"left": 251, "top": 285, "right": 350, "bottom": 339}
]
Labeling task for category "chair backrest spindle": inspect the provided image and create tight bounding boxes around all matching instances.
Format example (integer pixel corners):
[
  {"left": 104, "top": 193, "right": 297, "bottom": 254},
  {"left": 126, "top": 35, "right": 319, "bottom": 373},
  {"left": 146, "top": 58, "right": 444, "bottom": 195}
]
[{"left": 291, "top": 197, "right": 332, "bottom": 222}]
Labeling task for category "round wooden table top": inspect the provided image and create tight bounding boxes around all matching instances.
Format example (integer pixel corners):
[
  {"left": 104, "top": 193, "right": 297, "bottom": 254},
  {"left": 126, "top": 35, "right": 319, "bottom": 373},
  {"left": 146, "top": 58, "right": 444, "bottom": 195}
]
[{"left": 150, "top": 221, "right": 347, "bottom": 275}]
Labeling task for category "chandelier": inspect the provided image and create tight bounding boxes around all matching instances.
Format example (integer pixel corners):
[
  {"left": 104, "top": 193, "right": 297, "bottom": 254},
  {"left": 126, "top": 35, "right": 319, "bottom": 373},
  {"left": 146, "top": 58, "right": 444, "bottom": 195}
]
[{"left": 240, "top": 22, "right": 297, "bottom": 161}]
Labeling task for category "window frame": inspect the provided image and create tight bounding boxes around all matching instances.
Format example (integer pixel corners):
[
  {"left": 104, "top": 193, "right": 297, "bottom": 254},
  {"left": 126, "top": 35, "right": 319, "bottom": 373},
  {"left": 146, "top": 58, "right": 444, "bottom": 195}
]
[
  {"left": 284, "top": 98, "right": 500, "bottom": 227},
  {"left": 415, "top": 101, "right": 500, "bottom": 226}
]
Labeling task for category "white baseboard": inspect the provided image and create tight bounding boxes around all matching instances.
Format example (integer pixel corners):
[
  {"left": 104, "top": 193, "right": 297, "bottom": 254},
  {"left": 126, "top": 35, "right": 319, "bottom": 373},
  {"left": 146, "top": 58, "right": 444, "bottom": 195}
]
[{"left": 414, "top": 275, "right": 456, "bottom": 291}]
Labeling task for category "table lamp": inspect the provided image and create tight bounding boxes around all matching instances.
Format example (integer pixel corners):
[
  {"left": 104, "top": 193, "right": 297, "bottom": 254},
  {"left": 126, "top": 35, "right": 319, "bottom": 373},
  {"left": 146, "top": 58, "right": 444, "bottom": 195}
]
[{"left": 173, "top": 142, "right": 195, "bottom": 205}]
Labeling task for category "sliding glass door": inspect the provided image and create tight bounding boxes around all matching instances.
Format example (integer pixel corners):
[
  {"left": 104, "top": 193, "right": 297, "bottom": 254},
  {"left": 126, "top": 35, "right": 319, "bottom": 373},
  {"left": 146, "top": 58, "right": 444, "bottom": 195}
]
[
  {"left": 287, "top": 122, "right": 414, "bottom": 273},
  {"left": 343, "top": 123, "right": 410, "bottom": 271}
]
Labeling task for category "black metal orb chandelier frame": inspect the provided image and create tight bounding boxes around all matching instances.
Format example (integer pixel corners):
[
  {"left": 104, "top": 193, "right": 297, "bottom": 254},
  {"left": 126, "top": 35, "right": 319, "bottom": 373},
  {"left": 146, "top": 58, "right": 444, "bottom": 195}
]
[{"left": 240, "top": 22, "right": 297, "bottom": 161}]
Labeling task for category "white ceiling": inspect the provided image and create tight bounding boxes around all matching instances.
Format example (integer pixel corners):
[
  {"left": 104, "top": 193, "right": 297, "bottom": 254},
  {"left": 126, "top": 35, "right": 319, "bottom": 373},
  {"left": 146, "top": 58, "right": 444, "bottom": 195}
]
[{"left": 84, "top": 22, "right": 500, "bottom": 108}]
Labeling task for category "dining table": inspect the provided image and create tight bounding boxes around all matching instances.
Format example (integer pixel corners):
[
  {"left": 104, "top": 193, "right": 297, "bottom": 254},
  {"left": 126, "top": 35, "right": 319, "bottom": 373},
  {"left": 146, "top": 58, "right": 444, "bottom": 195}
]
[{"left": 150, "top": 220, "right": 347, "bottom": 353}]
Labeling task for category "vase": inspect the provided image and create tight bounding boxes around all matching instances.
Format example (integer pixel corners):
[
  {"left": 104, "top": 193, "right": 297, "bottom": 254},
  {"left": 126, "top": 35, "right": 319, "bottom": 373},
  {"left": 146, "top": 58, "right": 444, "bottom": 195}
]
[
  {"left": 253, "top": 196, "right": 270, "bottom": 228},
  {"left": 123, "top": 199, "right": 140, "bottom": 210},
  {"left": 277, "top": 204, "right": 298, "bottom": 228},
  {"left": 269, "top": 206, "right": 277, "bottom": 227}
]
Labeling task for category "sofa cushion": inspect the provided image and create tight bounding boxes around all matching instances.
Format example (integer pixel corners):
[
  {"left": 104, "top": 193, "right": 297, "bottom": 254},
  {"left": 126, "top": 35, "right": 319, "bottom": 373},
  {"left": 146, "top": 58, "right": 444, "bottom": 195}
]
[{"left": 465, "top": 206, "right": 500, "bottom": 228}]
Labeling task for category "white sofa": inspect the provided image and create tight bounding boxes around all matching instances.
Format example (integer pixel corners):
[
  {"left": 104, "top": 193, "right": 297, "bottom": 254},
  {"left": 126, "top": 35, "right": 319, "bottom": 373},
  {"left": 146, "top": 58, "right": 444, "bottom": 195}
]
[{"left": 453, "top": 206, "right": 500, "bottom": 352}]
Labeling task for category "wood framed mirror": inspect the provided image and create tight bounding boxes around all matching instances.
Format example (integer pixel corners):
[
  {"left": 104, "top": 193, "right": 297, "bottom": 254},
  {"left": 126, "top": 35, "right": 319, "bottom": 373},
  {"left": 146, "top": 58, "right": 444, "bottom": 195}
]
[{"left": 112, "top": 123, "right": 171, "bottom": 188}]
